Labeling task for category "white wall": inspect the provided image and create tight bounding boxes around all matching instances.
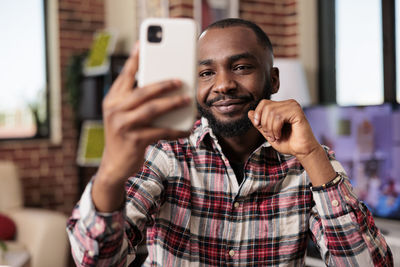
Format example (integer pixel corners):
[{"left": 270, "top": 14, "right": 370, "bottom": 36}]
[
  {"left": 105, "top": 0, "right": 137, "bottom": 54},
  {"left": 298, "top": 0, "right": 319, "bottom": 104}
]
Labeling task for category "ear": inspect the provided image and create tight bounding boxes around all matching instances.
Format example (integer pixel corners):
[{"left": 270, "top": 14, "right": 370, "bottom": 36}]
[{"left": 270, "top": 67, "right": 280, "bottom": 94}]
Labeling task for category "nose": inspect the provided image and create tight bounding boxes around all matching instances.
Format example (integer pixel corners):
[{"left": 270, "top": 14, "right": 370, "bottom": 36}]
[{"left": 213, "top": 70, "right": 237, "bottom": 94}]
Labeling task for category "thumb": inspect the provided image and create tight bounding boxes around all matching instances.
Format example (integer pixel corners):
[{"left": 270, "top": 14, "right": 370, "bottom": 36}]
[
  {"left": 248, "top": 110, "right": 275, "bottom": 143},
  {"left": 248, "top": 110, "right": 259, "bottom": 128}
]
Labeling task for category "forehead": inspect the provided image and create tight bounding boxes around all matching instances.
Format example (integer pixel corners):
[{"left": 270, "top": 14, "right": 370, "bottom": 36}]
[{"left": 198, "top": 26, "right": 265, "bottom": 60}]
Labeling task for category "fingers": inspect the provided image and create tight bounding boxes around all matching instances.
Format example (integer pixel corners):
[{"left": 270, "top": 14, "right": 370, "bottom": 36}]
[
  {"left": 249, "top": 99, "right": 300, "bottom": 142},
  {"left": 119, "top": 93, "right": 191, "bottom": 128},
  {"left": 254, "top": 100, "right": 281, "bottom": 141},
  {"left": 269, "top": 113, "right": 285, "bottom": 141},
  {"left": 120, "top": 80, "right": 183, "bottom": 111}
]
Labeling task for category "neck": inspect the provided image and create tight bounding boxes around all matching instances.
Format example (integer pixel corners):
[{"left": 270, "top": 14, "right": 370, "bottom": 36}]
[{"left": 217, "top": 127, "right": 264, "bottom": 163}]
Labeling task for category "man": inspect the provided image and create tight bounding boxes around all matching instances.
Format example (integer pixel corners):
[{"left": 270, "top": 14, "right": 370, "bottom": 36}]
[{"left": 67, "top": 18, "right": 393, "bottom": 266}]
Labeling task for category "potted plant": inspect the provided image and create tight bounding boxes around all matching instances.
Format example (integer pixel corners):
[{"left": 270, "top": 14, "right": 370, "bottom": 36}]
[{"left": 0, "top": 240, "right": 7, "bottom": 264}]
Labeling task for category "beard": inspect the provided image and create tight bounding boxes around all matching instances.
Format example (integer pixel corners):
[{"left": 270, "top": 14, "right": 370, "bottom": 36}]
[
  {"left": 198, "top": 83, "right": 272, "bottom": 138},
  {"left": 197, "top": 99, "right": 258, "bottom": 138}
]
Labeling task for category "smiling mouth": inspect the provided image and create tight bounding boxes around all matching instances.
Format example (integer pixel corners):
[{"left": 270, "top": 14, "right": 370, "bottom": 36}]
[{"left": 212, "top": 99, "right": 249, "bottom": 114}]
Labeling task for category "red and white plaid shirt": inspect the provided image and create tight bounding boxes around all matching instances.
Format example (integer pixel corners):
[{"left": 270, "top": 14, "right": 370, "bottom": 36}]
[{"left": 67, "top": 118, "right": 393, "bottom": 266}]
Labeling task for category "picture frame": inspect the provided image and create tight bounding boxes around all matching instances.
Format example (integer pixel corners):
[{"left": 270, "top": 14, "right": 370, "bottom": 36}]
[
  {"left": 83, "top": 30, "right": 117, "bottom": 76},
  {"left": 77, "top": 120, "right": 105, "bottom": 167}
]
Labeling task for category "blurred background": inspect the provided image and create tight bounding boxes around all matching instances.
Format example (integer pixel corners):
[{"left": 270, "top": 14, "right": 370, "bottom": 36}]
[{"left": 0, "top": 0, "right": 399, "bottom": 266}]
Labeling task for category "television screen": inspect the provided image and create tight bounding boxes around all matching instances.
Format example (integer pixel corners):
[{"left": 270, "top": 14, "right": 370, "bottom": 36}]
[{"left": 304, "top": 104, "right": 400, "bottom": 219}]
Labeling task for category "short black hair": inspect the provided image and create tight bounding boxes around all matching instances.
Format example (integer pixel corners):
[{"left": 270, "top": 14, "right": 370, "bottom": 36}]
[{"left": 203, "top": 18, "right": 273, "bottom": 53}]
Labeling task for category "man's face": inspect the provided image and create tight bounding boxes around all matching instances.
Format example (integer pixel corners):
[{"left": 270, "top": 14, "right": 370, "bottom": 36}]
[{"left": 197, "top": 26, "right": 279, "bottom": 137}]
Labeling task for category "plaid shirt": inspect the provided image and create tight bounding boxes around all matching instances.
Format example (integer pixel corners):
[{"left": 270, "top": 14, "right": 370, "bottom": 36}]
[{"left": 67, "top": 118, "right": 393, "bottom": 266}]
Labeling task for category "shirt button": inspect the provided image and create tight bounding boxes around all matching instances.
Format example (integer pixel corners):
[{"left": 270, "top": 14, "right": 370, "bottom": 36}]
[
  {"left": 88, "top": 250, "right": 95, "bottom": 257},
  {"left": 111, "top": 222, "right": 120, "bottom": 229},
  {"left": 332, "top": 200, "right": 339, "bottom": 207},
  {"left": 234, "top": 202, "right": 240, "bottom": 208},
  {"left": 229, "top": 250, "right": 235, "bottom": 257},
  {"left": 95, "top": 223, "right": 102, "bottom": 230}
]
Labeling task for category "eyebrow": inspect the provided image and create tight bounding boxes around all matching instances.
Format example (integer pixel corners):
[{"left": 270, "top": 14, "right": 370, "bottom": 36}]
[
  {"left": 199, "top": 59, "right": 213, "bottom": 66},
  {"left": 229, "top": 52, "right": 257, "bottom": 63},
  {"left": 198, "top": 52, "right": 257, "bottom": 66}
]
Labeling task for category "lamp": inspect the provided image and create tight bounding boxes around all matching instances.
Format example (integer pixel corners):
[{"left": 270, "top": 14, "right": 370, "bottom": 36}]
[{"left": 271, "top": 58, "right": 311, "bottom": 107}]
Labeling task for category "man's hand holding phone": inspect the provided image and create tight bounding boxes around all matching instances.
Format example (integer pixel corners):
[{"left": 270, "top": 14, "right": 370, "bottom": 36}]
[{"left": 92, "top": 44, "right": 191, "bottom": 213}]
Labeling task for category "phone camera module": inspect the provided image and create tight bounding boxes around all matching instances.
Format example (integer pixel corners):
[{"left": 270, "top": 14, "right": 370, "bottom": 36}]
[{"left": 148, "top": 25, "right": 162, "bottom": 43}]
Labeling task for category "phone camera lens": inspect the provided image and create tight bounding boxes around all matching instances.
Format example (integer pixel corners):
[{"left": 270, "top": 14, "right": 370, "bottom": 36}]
[{"left": 148, "top": 25, "right": 162, "bottom": 43}]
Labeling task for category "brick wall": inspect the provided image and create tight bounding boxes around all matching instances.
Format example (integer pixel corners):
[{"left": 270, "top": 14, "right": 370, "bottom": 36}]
[
  {"left": 170, "top": 0, "right": 194, "bottom": 18},
  {"left": 240, "top": 0, "right": 298, "bottom": 57},
  {"left": 0, "top": 0, "right": 105, "bottom": 214},
  {"left": 170, "top": 0, "right": 298, "bottom": 57}
]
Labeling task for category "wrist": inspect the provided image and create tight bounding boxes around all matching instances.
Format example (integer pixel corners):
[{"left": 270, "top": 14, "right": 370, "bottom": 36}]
[
  {"left": 96, "top": 163, "right": 124, "bottom": 187},
  {"left": 296, "top": 144, "right": 325, "bottom": 164},
  {"left": 92, "top": 168, "right": 126, "bottom": 213},
  {"left": 293, "top": 139, "right": 322, "bottom": 162},
  {"left": 299, "top": 146, "right": 337, "bottom": 186},
  {"left": 96, "top": 152, "right": 131, "bottom": 188},
  {"left": 311, "top": 173, "right": 341, "bottom": 191},
  {"left": 94, "top": 171, "right": 126, "bottom": 192}
]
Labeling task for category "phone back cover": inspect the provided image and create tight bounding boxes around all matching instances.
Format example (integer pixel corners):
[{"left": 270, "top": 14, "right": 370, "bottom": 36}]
[{"left": 138, "top": 18, "right": 198, "bottom": 131}]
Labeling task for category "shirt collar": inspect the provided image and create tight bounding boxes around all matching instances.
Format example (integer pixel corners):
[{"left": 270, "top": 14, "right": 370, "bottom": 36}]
[{"left": 192, "top": 117, "right": 210, "bottom": 148}]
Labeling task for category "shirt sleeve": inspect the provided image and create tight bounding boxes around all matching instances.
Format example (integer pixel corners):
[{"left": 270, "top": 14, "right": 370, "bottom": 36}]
[
  {"left": 308, "top": 149, "right": 393, "bottom": 267},
  {"left": 67, "top": 143, "right": 171, "bottom": 267},
  {"left": 66, "top": 182, "right": 132, "bottom": 267}
]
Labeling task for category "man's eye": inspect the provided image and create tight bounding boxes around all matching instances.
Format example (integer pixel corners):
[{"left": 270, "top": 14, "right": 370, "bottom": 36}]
[
  {"left": 234, "top": 65, "right": 252, "bottom": 71},
  {"left": 199, "top": 71, "right": 214, "bottom": 77}
]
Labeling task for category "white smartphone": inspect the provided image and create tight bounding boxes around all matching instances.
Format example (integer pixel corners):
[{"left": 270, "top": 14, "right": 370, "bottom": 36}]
[{"left": 138, "top": 18, "right": 198, "bottom": 131}]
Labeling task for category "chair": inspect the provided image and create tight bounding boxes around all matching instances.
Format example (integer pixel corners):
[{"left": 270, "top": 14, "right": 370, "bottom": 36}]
[{"left": 0, "top": 160, "right": 69, "bottom": 267}]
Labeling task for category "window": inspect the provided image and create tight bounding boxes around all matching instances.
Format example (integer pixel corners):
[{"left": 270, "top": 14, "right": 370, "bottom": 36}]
[
  {"left": 396, "top": 0, "right": 400, "bottom": 103},
  {"left": 336, "top": 0, "right": 384, "bottom": 106},
  {"left": 0, "top": 0, "right": 49, "bottom": 139},
  {"left": 319, "top": 0, "right": 398, "bottom": 105}
]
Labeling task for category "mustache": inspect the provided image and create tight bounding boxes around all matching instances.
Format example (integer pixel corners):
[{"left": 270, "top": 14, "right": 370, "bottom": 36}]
[{"left": 205, "top": 95, "right": 254, "bottom": 106}]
